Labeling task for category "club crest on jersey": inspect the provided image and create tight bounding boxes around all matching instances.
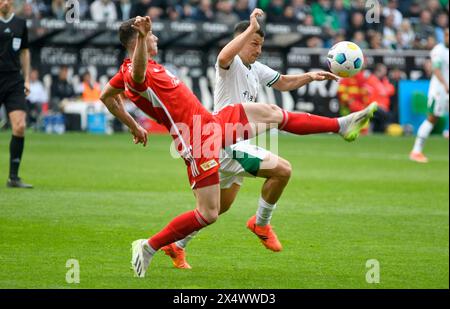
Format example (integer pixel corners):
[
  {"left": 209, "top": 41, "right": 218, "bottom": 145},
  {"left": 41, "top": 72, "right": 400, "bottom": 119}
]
[
  {"left": 12, "top": 38, "right": 21, "bottom": 51},
  {"left": 200, "top": 160, "right": 218, "bottom": 172}
]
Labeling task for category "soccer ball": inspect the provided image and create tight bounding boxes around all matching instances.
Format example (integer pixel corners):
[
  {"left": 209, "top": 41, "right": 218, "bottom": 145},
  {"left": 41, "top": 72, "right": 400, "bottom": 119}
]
[{"left": 327, "top": 41, "right": 364, "bottom": 78}]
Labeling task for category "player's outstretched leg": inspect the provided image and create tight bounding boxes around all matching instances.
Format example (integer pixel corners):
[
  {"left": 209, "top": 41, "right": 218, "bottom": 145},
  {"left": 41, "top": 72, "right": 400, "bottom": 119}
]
[
  {"left": 242, "top": 102, "right": 378, "bottom": 142},
  {"left": 131, "top": 182, "right": 220, "bottom": 277}
]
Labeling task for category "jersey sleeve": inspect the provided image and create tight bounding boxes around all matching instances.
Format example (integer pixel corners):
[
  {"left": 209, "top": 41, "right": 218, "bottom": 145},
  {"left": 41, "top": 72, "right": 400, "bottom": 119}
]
[
  {"left": 122, "top": 67, "right": 148, "bottom": 92},
  {"left": 430, "top": 45, "right": 443, "bottom": 69},
  {"left": 216, "top": 55, "right": 240, "bottom": 78},
  {"left": 254, "top": 62, "right": 281, "bottom": 88},
  {"left": 20, "top": 19, "right": 29, "bottom": 50},
  {"left": 109, "top": 72, "right": 125, "bottom": 89}
]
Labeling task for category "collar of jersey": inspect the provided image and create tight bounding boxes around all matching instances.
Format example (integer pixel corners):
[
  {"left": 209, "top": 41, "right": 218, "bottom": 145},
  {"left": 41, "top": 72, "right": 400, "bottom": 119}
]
[{"left": 0, "top": 13, "right": 14, "bottom": 24}]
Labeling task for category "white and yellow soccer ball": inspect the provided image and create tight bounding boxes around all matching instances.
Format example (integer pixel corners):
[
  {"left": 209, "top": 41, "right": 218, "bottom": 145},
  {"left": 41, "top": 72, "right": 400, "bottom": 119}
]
[{"left": 327, "top": 41, "right": 364, "bottom": 78}]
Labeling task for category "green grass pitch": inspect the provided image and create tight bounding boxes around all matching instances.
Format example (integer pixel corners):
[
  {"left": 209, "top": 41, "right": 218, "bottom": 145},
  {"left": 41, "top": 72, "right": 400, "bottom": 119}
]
[{"left": 0, "top": 132, "right": 448, "bottom": 288}]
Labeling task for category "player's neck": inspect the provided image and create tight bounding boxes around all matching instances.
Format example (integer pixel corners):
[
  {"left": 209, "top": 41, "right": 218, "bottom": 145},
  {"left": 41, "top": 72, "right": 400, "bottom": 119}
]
[
  {"left": 127, "top": 50, "right": 152, "bottom": 60},
  {"left": 0, "top": 11, "right": 14, "bottom": 21},
  {"left": 239, "top": 55, "right": 251, "bottom": 69}
]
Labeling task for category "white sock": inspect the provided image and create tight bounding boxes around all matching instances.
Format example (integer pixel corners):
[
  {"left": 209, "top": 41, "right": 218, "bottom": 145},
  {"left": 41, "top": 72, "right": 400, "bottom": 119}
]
[
  {"left": 143, "top": 240, "right": 156, "bottom": 255},
  {"left": 256, "top": 197, "right": 276, "bottom": 226},
  {"left": 413, "top": 120, "right": 434, "bottom": 153},
  {"left": 175, "top": 231, "right": 199, "bottom": 249}
]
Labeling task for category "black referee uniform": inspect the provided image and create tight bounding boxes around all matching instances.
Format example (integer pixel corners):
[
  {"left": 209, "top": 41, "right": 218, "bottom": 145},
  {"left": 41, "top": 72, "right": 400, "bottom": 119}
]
[
  {"left": 0, "top": 13, "right": 28, "bottom": 112},
  {"left": 0, "top": 13, "right": 32, "bottom": 188}
]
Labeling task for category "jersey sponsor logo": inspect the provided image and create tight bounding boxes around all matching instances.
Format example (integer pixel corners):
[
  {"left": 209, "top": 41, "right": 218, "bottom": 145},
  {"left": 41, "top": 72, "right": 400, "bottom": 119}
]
[
  {"left": 200, "top": 159, "right": 218, "bottom": 172},
  {"left": 12, "top": 37, "right": 21, "bottom": 51},
  {"left": 4, "top": 27, "right": 11, "bottom": 33}
]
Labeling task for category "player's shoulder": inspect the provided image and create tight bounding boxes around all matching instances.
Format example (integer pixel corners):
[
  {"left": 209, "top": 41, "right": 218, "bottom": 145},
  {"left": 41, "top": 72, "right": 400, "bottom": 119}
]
[
  {"left": 431, "top": 43, "right": 446, "bottom": 54},
  {"left": 12, "top": 15, "right": 26, "bottom": 26}
]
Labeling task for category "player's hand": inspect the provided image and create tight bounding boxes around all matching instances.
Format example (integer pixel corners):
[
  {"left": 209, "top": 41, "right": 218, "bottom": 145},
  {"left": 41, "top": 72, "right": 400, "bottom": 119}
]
[
  {"left": 249, "top": 8, "right": 264, "bottom": 32},
  {"left": 24, "top": 81, "right": 30, "bottom": 96},
  {"left": 132, "top": 16, "right": 152, "bottom": 38},
  {"left": 131, "top": 125, "right": 148, "bottom": 147},
  {"left": 308, "top": 71, "right": 340, "bottom": 82}
]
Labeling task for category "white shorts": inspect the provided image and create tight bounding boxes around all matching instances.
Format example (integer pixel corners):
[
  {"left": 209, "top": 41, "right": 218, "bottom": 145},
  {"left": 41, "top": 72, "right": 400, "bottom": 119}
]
[
  {"left": 219, "top": 141, "right": 270, "bottom": 189},
  {"left": 428, "top": 88, "right": 449, "bottom": 117}
]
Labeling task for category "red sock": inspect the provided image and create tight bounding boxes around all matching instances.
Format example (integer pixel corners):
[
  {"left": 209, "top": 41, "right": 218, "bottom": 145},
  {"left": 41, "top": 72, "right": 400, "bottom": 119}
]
[
  {"left": 148, "top": 209, "right": 209, "bottom": 250},
  {"left": 279, "top": 110, "right": 339, "bottom": 135}
]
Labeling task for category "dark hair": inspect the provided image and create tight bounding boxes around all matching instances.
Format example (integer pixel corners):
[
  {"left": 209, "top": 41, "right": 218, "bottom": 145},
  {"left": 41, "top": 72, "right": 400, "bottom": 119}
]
[
  {"left": 119, "top": 18, "right": 137, "bottom": 48},
  {"left": 234, "top": 21, "right": 265, "bottom": 38}
]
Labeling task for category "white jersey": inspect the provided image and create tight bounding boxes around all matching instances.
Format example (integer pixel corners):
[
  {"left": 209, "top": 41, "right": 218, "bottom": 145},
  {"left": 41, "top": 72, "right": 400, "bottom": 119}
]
[
  {"left": 429, "top": 43, "right": 449, "bottom": 95},
  {"left": 214, "top": 55, "right": 280, "bottom": 112}
]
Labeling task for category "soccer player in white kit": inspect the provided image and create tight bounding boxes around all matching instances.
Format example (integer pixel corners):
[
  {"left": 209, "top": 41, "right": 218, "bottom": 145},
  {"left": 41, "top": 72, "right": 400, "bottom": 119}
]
[
  {"left": 161, "top": 9, "right": 350, "bottom": 269},
  {"left": 410, "top": 28, "right": 449, "bottom": 163}
]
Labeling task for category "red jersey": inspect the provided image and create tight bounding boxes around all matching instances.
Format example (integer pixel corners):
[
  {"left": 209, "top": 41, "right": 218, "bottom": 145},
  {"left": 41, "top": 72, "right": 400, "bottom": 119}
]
[
  {"left": 108, "top": 58, "right": 249, "bottom": 188},
  {"left": 110, "top": 58, "right": 213, "bottom": 134}
]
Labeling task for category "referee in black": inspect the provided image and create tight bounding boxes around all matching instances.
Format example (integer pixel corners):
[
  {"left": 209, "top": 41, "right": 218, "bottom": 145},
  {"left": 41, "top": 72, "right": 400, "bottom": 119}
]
[{"left": 0, "top": 0, "right": 32, "bottom": 188}]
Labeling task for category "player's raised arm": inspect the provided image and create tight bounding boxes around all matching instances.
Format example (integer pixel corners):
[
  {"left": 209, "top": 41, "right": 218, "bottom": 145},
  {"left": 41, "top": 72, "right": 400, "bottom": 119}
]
[
  {"left": 217, "top": 8, "right": 264, "bottom": 69},
  {"left": 100, "top": 83, "right": 148, "bottom": 146},
  {"left": 131, "top": 16, "right": 152, "bottom": 84},
  {"left": 272, "top": 71, "right": 340, "bottom": 92}
]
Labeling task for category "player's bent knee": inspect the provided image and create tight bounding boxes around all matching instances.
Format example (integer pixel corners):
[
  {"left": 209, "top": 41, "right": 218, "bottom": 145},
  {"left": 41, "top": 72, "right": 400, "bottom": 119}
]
[{"left": 276, "top": 159, "right": 292, "bottom": 181}]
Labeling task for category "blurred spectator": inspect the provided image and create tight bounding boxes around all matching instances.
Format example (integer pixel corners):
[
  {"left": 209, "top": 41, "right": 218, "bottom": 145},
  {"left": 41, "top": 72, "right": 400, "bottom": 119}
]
[
  {"left": 131, "top": 0, "right": 164, "bottom": 18},
  {"left": 346, "top": 11, "right": 368, "bottom": 41},
  {"left": 414, "top": 10, "right": 436, "bottom": 49},
  {"left": 28, "top": 0, "right": 51, "bottom": 18},
  {"left": 406, "top": 0, "right": 422, "bottom": 19},
  {"left": 383, "top": 0, "right": 403, "bottom": 28},
  {"left": 303, "top": 13, "right": 314, "bottom": 26},
  {"left": 215, "top": 0, "right": 239, "bottom": 25},
  {"left": 435, "top": 11, "right": 449, "bottom": 43},
  {"left": 50, "top": 66, "right": 75, "bottom": 112},
  {"left": 306, "top": 36, "right": 324, "bottom": 48},
  {"left": 234, "top": 0, "right": 251, "bottom": 21},
  {"left": 27, "top": 68, "right": 48, "bottom": 128},
  {"left": 365, "top": 64, "right": 396, "bottom": 132},
  {"left": 389, "top": 67, "right": 407, "bottom": 123},
  {"left": 115, "top": 0, "right": 132, "bottom": 21},
  {"left": 290, "top": 0, "right": 311, "bottom": 24},
  {"left": 337, "top": 70, "right": 369, "bottom": 114},
  {"left": 397, "top": 20, "right": 415, "bottom": 49},
  {"left": 351, "top": 30, "right": 369, "bottom": 49},
  {"left": 256, "top": 0, "right": 271, "bottom": 11},
  {"left": 382, "top": 14, "right": 398, "bottom": 49},
  {"left": 90, "top": 0, "right": 117, "bottom": 22},
  {"left": 368, "top": 31, "right": 383, "bottom": 49},
  {"left": 333, "top": 0, "right": 348, "bottom": 33},
  {"left": 78, "top": 72, "right": 101, "bottom": 102},
  {"left": 21, "top": 2, "right": 40, "bottom": 20},
  {"left": 146, "top": 5, "right": 164, "bottom": 20},
  {"left": 192, "top": 0, "right": 214, "bottom": 22},
  {"left": 51, "top": 0, "right": 66, "bottom": 20},
  {"left": 266, "top": 0, "right": 287, "bottom": 23},
  {"left": 427, "top": 0, "right": 445, "bottom": 15},
  {"left": 311, "top": 0, "right": 340, "bottom": 31}
]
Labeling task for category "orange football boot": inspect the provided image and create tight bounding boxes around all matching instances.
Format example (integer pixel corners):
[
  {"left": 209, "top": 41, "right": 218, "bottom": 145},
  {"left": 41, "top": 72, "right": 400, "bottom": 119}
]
[
  {"left": 409, "top": 151, "right": 429, "bottom": 163},
  {"left": 161, "top": 243, "right": 192, "bottom": 269},
  {"left": 246, "top": 215, "right": 282, "bottom": 252}
]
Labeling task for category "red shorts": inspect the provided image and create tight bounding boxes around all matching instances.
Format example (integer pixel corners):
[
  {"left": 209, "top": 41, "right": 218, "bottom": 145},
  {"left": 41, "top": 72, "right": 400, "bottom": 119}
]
[{"left": 186, "top": 104, "right": 249, "bottom": 189}]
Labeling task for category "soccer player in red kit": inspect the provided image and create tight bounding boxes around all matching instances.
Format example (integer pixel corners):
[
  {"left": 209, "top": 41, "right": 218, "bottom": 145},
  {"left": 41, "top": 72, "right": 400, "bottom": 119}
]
[{"left": 100, "top": 16, "right": 377, "bottom": 278}]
